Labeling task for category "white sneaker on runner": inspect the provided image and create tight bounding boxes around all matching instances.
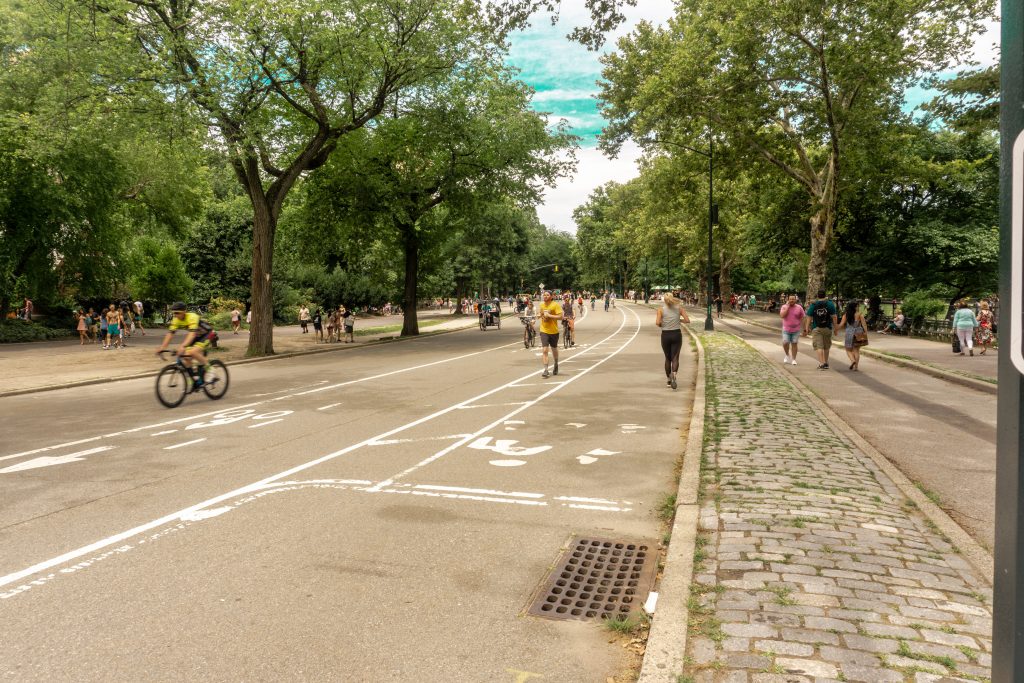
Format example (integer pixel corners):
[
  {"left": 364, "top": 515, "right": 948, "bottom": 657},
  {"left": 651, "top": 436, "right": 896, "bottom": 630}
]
[
  {"left": 790, "top": 357, "right": 797, "bottom": 366},
  {"left": 783, "top": 355, "right": 790, "bottom": 364}
]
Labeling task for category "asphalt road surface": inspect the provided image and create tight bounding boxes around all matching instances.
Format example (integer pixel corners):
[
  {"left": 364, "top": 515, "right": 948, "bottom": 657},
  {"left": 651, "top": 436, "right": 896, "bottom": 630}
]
[{"left": 0, "top": 302, "right": 694, "bottom": 682}]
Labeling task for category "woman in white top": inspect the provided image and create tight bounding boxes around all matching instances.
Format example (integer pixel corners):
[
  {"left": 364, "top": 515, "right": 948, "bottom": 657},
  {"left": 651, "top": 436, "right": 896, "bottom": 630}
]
[{"left": 655, "top": 293, "right": 690, "bottom": 389}]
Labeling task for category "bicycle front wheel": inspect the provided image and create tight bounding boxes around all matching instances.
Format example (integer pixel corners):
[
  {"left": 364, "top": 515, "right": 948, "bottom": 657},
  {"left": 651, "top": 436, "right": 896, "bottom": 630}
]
[
  {"left": 202, "top": 360, "right": 230, "bottom": 400},
  {"left": 524, "top": 330, "right": 531, "bottom": 349},
  {"left": 156, "top": 365, "right": 189, "bottom": 408},
  {"left": 563, "top": 329, "right": 570, "bottom": 349}
]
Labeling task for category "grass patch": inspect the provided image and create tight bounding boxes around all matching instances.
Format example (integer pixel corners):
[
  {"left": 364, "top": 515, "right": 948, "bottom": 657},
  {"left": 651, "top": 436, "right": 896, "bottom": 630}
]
[
  {"left": 658, "top": 493, "right": 677, "bottom": 522},
  {"left": 604, "top": 612, "right": 648, "bottom": 634},
  {"left": 896, "top": 640, "right": 957, "bottom": 670}
]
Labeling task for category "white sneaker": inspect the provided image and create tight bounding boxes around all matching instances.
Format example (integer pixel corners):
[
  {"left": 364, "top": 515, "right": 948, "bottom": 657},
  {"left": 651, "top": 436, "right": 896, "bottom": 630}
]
[
  {"left": 783, "top": 355, "right": 791, "bottom": 364},
  {"left": 790, "top": 357, "right": 797, "bottom": 366}
]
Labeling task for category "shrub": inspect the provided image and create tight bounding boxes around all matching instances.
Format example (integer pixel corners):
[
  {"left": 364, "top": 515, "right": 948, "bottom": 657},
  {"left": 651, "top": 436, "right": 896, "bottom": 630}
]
[
  {"left": 0, "top": 319, "right": 74, "bottom": 343},
  {"left": 208, "top": 297, "right": 246, "bottom": 316},
  {"left": 207, "top": 311, "right": 245, "bottom": 332},
  {"left": 901, "top": 290, "right": 947, "bottom": 324}
]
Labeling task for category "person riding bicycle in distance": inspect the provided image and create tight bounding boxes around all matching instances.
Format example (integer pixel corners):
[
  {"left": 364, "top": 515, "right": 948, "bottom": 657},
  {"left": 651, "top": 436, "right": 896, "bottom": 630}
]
[{"left": 157, "top": 302, "right": 216, "bottom": 387}]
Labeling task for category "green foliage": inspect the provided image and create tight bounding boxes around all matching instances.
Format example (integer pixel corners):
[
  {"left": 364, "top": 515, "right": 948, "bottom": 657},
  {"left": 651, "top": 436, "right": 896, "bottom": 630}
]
[
  {"left": 0, "top": 319, "right": 73, "bottom": 343},
  {"left": 208, "top": 297, "right": 246, "bottom": 315},
  {"left": 900, "top": 291, "right": 947, "bottom": 323},
  {"left": 129, "top": 238, "right": 193, "bottom": 309}
]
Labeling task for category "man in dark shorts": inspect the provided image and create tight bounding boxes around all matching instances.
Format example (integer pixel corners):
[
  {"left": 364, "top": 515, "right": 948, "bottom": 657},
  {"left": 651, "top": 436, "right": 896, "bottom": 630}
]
[{"left": 312, "top": 308, "right": 323, "bottom": 343}]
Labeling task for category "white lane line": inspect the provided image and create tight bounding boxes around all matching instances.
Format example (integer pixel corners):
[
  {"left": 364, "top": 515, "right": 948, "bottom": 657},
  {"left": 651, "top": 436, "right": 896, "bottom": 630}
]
[
  {"left": 317, "top": 403, "right": 341, "bottom": 411},
  {"left": 0, "top": 447, "right": 114, "bottom": 474},
  {"left": 0, "top": 338, "right": 522, "bottom": 463},
  {"left": 164, "top": 438, "right": 206, "bottom": 450},
  {"left": 410, "top": 484, "right": 544, "bottom": 499},
  {"left": 375, "top": 488, "right": 548, "bottom": 507},
  {"left": 565, "top": 504, "right": 629, "bottom": 512},
  {"left": 369, "top": 305, "right": 641, "bottom": 490},
  {"left": 0, "top": 312, "right": 636, "bottom": 591},
  {"left": 456, "top": 402, "right": 529, "bottom": 410},
  {"left": 150, "top": 430, "right": 178, "bottom": 436},
  {"left": 248, "top": 419, "right": 283, "bottom": 429},
  {"left": 554, "top": 496, "right": 632, "bottom": 505},
  {"left": 368, "top": 434, "right": 471, "bottom": 446}
]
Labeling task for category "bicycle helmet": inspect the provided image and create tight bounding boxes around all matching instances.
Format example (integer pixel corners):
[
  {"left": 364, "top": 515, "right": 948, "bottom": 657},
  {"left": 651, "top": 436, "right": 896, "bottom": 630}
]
[{"left": 170, "top": 301, "right": 187, "bottom": 311}]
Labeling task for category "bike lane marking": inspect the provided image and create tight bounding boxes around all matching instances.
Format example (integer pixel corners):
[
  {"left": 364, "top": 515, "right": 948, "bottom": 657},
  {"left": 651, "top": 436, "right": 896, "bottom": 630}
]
[
  {"left": 366, "top": 305, "right": 641, "bottom": 490},
  {"left": 0, "top": 338, "right": 524, "bottom": 463},
  {"left": 0, "top": 309, "right": 634, "bottom": 591}
]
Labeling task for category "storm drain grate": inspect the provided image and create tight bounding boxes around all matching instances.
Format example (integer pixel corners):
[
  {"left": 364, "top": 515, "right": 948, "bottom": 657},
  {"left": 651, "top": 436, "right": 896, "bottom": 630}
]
[{"left": 528, "top": 536, "right": 658, "bottom": 622}]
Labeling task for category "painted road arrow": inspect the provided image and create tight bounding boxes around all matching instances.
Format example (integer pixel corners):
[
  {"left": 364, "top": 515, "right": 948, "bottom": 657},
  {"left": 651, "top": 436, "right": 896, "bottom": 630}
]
[{"left": 0, "top": 446, "right": 113, "bottom": 474}]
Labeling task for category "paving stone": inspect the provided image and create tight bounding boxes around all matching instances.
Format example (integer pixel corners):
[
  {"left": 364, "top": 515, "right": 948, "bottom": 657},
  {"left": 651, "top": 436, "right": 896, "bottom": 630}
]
[
  {"left": 840, "top": 663, "right": 903, "bottom": 683},
  {"left": 802, "top": 616, "right": 857, "bottom": 633},
  {"left": 919, "top": 629, "right": 979, "bottom": 648},
  {"left": 841, "top": 634, "right": 899, "bottom": 654},
  {"left": 773, "top": 658, "right": 838, "bottom": 678},
  {"left": 861, "top": 623, "right": 919, "bottom": 639},
  {"left": 753, "top": 639, "right": 814, "bottom": 657},
  {"left": 724, "top": 653, "right": 770, "bottom": 669},
  {"left": 677, "top": 334, "right": 992, "bottom": 683},
  {"left": 722, "top": 623, "right": 777, "bottom": 638}
]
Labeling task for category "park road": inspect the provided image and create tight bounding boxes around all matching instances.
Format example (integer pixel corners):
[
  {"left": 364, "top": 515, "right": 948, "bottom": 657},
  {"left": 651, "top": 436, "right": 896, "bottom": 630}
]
[{"left": 0, "top": 303, "right": 694, "bottom": 682}]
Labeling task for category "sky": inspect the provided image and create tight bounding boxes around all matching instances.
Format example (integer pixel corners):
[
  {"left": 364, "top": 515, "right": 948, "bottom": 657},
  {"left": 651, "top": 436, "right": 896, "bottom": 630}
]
[{"left": 505, "top": 6, "right": 1000, "bottom": 235}]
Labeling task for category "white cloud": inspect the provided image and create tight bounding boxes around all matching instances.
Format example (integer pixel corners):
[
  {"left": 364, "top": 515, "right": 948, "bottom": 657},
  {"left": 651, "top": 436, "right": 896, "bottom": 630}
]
[{"left": 537, "top": 142, "right": 643, "bottom": 234}]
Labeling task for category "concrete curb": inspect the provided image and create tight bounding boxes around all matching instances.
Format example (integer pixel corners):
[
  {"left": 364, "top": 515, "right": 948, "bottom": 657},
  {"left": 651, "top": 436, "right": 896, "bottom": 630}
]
[
  {"left": 714, "top": 311, "right": 997, "bottom": 395},
  {"left": 0, "top": 317, "right": 494, "bottom": 399},
  {"left": 737, "top": 331, "right": 995, "bottom": 585},
  {"left": 638, "top": 324, "right": 706, "bottom": 682}
]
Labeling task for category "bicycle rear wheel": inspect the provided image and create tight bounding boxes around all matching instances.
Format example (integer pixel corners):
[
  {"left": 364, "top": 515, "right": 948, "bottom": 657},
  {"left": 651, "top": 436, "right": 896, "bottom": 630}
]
[
  {"left": 156, "top": 365, "right": 189, "bottom": 408},
  {"left": 202, "top": 360, "right": 230, "bottom": 400}
]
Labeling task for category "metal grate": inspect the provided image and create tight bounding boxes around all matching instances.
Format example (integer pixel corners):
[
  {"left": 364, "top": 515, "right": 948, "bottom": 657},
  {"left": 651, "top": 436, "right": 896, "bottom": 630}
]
[{"left": 528, "top": 536, "right": 658, "bottom": 622}]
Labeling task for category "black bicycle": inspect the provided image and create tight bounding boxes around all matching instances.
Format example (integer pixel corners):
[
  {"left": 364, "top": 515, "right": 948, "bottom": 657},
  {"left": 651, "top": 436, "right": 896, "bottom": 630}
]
[
  {"left": 520, "top": 316, "right": 537, "bottom": 349},
  {"left": 561, "top": 318, "right": 572, "bottom": 349},
  {"left": 156, "top": 350, "right": 229, "bottom": 408}
]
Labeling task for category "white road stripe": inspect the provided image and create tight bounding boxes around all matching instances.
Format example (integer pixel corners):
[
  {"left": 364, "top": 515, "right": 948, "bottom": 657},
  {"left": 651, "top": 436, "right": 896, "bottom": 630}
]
[
  {"left": 369, "top": 306, "right": 641, "bottom": 490},
  {"left": 248, "top": 419, "right": 283, "bottom": 429},
  {"left": 163, "top": 438, "right": 206, "bottom": 450},
  {"left": 316, "top": 403, "right": 341, "bottom": 411},
  {"left": 0, "top": 338, "right": 522, "bottom": 463},
  {"left": 0, "top": 310, "right": 638, "bottom": 591},
  {"left": 150, "top": 430, "right": 178, "bottom": 436},
  {"left": 411, "top": 484, "right": 544, "bottom": 499}
]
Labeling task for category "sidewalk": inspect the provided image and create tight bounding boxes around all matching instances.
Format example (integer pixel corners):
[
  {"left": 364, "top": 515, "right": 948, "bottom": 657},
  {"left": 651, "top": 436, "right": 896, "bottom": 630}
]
[
  {"left": 0, "top": 309, "right": 480, "bottom": 396},
  {"left": 677, "top": 331, "right": 992, "bottom": 683},
  {"left": 702, "top": 306, "right": 996, "bottom": 385}
]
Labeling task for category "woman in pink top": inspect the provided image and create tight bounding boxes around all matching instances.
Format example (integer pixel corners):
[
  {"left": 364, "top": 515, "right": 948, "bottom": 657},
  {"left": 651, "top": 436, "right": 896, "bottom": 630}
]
[{"left": 779, "top": 295, "right": 805, "bottom": 365}]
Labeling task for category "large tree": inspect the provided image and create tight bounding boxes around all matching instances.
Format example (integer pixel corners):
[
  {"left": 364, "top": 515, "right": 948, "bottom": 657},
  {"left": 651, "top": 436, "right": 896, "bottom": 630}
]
[
  {"left": 302, "top": 63, "right": 574, "bottom": 335},
  {"left": 91, "top": 0, "right": 499, "bottom": 354},
  {"left": 598, "top": 0, "right": 994, "bottom": 296}
]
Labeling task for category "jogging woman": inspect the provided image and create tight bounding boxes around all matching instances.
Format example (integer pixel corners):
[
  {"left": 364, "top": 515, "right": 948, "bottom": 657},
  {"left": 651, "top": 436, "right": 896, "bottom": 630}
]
[{"left": 655, "top": 293, "right": 690, "bottom": 389}]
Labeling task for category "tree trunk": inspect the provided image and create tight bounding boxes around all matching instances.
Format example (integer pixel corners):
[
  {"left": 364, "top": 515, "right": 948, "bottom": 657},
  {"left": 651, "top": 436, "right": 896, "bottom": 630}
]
[
  {"left": 401, "top": 228, "right": 420, "bottom": 336},
  {"left": 246, "top": 196, "right": 276, "bottom": 356},
  {"left": 805, "top": 162, "right": 838, "bottom": 298},
  {"left": 806, "top": 210, "right": 831, "bottom": 298},
  {"left": 719, "top": 254, "right": 732, "bottom": 300}
]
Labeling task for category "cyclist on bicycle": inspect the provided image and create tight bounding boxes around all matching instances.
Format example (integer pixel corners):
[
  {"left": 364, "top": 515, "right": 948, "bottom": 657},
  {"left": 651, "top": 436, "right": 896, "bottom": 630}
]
[
  {"left": 562, "top": 293, "right": 576, "bottom": 346},
  {"left": 156, "top": 302, "right": 217, "bottom": 387}
]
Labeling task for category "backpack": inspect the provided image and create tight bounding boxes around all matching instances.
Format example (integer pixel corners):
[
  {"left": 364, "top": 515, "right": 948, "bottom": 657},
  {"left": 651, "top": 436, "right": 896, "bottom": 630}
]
[{"left": 812, "top": 301, "right": 832, "bottom": 328}]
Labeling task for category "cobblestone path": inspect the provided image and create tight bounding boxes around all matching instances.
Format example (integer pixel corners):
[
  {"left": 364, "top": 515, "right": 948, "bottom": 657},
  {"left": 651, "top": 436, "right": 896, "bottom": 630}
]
[{"left": 684, "top": 333, "right": 992, "bottom": 683}]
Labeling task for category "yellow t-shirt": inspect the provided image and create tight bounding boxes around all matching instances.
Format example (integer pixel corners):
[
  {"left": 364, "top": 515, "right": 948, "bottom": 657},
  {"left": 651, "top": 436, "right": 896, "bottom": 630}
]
[{"left": 539, "top": 301, "right": 563, "bottom": 335}]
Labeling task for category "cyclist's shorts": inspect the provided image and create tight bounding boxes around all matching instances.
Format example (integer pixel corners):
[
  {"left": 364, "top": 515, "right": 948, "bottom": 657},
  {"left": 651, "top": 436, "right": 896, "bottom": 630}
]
[
  {"left": 187, "top": 333, "right": 215, "bottom": 351},
  {"left": 540, "top": 332, "right": 559, "bottom": 348}
]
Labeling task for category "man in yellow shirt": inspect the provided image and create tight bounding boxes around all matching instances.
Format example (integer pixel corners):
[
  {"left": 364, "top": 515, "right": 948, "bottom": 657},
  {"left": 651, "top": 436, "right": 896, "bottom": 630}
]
[{"left": 538, "top": 290, "right": 564, "bottom": 378}]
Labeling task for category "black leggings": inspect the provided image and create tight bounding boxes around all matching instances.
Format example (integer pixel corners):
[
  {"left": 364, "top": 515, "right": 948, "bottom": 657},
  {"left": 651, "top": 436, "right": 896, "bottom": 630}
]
[{"left": 661, "top": 329, "right": 683, "bottom": 377}]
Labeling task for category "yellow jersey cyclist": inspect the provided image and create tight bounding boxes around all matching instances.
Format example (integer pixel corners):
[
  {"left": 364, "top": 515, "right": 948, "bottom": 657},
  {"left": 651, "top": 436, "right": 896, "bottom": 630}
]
[{"left": 156, "top": 302, "right": 218, "bottom": 387}]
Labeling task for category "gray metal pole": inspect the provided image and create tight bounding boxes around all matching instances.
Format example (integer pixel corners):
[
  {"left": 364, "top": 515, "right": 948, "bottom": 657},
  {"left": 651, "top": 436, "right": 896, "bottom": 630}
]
[
  {"left": 705, "top": 136, "right": 715, "bottom": 331},
  {"left": 994, "top": 3, "right": 1024, "bottom": 679}
]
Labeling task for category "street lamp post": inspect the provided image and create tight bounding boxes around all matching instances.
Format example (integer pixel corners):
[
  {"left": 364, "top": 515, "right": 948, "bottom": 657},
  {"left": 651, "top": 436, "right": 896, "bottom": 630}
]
[{"left": 653, "top": 134, "right": 716, "bottom": 331}]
